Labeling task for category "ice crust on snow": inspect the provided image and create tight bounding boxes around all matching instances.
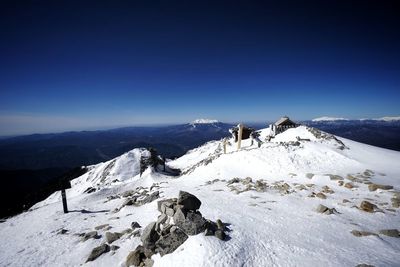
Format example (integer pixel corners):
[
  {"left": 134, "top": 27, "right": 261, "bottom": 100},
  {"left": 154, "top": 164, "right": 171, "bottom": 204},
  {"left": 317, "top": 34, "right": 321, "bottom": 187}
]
[{"left": 1, "top": 126, "right": 400, "bottom": 267}]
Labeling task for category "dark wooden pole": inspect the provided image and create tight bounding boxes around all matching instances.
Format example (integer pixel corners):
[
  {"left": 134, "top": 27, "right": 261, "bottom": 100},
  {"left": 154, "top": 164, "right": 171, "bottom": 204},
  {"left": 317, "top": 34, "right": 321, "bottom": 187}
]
[
  {"left": 163, "top": 157, "right": 166, "bottom": 172},
  {"left": 61, "top": 189, "right": 68, "bottom": 213}
]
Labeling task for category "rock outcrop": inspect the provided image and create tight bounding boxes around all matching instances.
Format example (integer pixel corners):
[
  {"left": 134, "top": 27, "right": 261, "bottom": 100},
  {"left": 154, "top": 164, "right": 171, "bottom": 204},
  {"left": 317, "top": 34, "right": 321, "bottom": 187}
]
[{"left": 126, "top": 191, "right": 229, "bottom": 266}]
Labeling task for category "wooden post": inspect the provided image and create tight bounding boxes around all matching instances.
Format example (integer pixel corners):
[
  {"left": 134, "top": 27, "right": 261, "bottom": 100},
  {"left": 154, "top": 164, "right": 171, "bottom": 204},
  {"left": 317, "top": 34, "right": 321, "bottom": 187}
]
[
  {"left": 223, "top": 138, "right": 227, "bottom": 154},
  {"left": 237, "top": 123, "right": 243, "bottom": 150},
  {"left": 61, "top": 189, "right": 68, "bottom": 213},
  {"left": 163, "top": 157, "right": 166, "bottom": 172}
]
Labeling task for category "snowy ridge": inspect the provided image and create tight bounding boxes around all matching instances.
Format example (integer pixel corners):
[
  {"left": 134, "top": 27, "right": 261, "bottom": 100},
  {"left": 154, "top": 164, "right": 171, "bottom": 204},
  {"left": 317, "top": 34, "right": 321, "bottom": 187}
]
[
  {"left": 312, "top": 116, "right": 349, "bottom": 121},
  {"left": 1, "top": 126, "right": 400, "bottom": 267},
  {"left": 191, "top": 119, "right": 219, "bottom": 124}
]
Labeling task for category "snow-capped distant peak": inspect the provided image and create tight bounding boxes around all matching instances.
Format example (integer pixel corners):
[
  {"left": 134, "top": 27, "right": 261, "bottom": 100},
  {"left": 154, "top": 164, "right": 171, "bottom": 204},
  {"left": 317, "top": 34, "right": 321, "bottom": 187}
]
[
  {"left": 191, "top": 119, "right": 219, "bottom": 124},
  {"left": 374, "top": 116, "right": 400, "bottom": 121},
  {"left": 312, "top": 116, "right": 349, "bottom": 122}
]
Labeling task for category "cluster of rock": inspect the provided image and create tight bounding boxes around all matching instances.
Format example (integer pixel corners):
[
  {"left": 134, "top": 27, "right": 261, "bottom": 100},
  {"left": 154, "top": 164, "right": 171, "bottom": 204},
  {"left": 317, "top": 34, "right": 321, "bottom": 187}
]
[
  {"left": 226, "top": 177, "right": 296, "bottom": 195},
  {"left": 108, "top": 185, "right": 162, "bottom": 212},
  {"left": 84, "top": 222, "right": 142, "bottom": 263},
  {"left": 307, "top": 127, "right": 348, "bottom": 150},
  {"left": 308, "top": 185, "right": 334, "bottom": 199},
  {"left": 126, "top": 191, "right": 229, "bottom": 267}
]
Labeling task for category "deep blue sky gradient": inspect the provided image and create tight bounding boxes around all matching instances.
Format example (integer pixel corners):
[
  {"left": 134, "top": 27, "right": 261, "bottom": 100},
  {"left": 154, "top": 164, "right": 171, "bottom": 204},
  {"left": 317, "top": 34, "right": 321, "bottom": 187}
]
[{"left": 1, "top": 0, "right": 399, "bottom": 135}]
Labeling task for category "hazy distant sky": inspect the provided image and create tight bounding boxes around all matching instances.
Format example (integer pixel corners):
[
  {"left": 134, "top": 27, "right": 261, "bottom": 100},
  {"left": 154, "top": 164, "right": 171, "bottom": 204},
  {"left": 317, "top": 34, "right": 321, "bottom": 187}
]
[{"left": 1, "top": 1, "right": 399, "bottom": 135}]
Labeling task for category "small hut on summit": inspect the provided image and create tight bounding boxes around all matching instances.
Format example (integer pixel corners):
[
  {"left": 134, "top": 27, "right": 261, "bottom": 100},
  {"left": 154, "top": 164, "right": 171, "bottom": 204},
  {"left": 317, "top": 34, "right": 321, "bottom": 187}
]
[
  {"left": 272, "top": 116, "right": 298, "bottom": 135},
  {"left": 229, "top": 124, "right": 254, "bottom": 142}
]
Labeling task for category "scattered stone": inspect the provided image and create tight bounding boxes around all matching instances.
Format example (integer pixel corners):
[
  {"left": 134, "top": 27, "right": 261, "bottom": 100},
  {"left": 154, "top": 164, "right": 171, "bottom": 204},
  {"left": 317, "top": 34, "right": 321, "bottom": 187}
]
[
  {"left": 344, "top": 182, "right": 355, "bottom": 189},
  {"left": 144, "top": 258, "right": 154, "bottom": 267},
  {"left": 123, "top": 199, "right": 135, "bottom": 207},
  {"left": 378, "top": 229, "right": 399, "bottom": 238},
  {"left": 342, "top": 199, "right": 350, "bottom": 203},
  {"left": 363, "top": 169, "right": 374, "bottom": 177},
  {"left": 255, "top": 180, "right": 267, "bottom": 192},
  {"left": 204, "top": 220, "right": 217, "bottom": 236},
  {"left": 156, "top": 214, "right": 168, "bottom": 231},
  {"left": 316, "top": 192, "right": 327, "bottom": 199},
  {"left": 105, "top": 231, "right": 122, "bottom": 244},
  {"left": 173, "top": 208, "right": 206, "bottom": 235},
  {"left": 155, "top": 227, "right": 188, "bottom": 256},
  {"left": 86, "top": 243, "right": 110, "bottom": 262},
  {"left": 83, "top": 187, "right": 96, "bottom": 194},
  {"left": 328, "top": 174, "right": 343, "bottom": 181},
  {"left": 227, "top": 178, "right": 241, "bottom": 184},
  {"left": 126, "top": 245, "right": 146, "bottom": 267},
  {"left": 122, "top": 190, "right": 135, "bottom": 198},
  {"left": 131, "top": 221, "right": 141, "bottom": 229},
  {"left": 242, "top": 177, "right": 253, "bottom": 184},
  {"left": 58, "top": 228, "right": 68, "bottom": 235},
  {"left": 295, "top": 184, "right": 307, "bottom": 191},
  {"left": 338, "top": 181, "right": 344, "bottom": 186},
  {"left": 346, "top": 174, "right": 362, "bottom": 183},
  {"left": 322, "top": 186, "right": 334, "bottom": 194},
  {"left": 177, "top": 191, "right": 201, "bottom": 211},
  {"left": 215, "top": 229, "right": 226, "bottom": 240},
  {"left": 131, "top": 229, "right": 141, "bottom": 237},
  {"left": 356, "top": 264, "right": 375, "bottom": 267},
  {"left": 306, "top": 173, "right": 314, "bottom": 179},
  {"left": 139, "top": 191, "right": 160, "bottom": 205},
  {"left": 157, "top": 198, "right": 176, "bottom": 212},
  {"left": 359, "top": 201, "right": 376, "bottom": 213},
  {"left": 351, "top": 230, "right": 377, "bottom": 237},
  {"left": 316, "top": 204, "right": 337, "bottom": 215},
  {"left": 110, "top": 245, "right": 120, "bottom": 251},
  {"left": 216, "top": 219, "right": 224, "bottom": 230},
  {"left": 391, "top": 198, "right": 400, "bottom": 208},
  {"left": 121, "top": 228, "right": 133, "bottom": 235},
  {"left": 368, "top": 184, "right": 394, "bottom": 192},
  {"left": 95, "top": 224, "right": 110, "bottom": 230},
  {"left": 141, "top": 222, "right": 159, "bottom": 249},
  {"left": 316, "top": 204, "right": 329, "bottom": 213},
  {"left": 82, "top": 231, "right": 100, "bottom": 242},
  {"left": 308, "top": 192, "right": 316, "bottom": 198}
]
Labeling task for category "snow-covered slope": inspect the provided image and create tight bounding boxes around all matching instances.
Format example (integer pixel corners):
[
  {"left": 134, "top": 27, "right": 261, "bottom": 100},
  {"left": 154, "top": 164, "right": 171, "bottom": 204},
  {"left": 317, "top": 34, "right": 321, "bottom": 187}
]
[{"left": 1, "top": 126, "right": 399, "bottom": 267}]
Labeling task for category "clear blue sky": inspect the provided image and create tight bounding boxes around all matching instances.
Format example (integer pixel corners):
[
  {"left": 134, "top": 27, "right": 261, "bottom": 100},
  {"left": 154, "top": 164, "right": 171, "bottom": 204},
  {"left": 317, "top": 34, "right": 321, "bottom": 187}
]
[{"left": 1, "top": 0, "right": 399, "bottom": 135}]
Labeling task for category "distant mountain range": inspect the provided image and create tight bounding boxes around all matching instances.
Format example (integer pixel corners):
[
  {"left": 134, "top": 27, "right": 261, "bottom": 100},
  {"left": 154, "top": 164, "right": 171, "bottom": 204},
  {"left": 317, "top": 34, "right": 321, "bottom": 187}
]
[
  {"left": 1, "top": 118, "right": 399, "bottom": 218},
  {"left": 312, "top": 116, "right": 400, "bottom": 122}
]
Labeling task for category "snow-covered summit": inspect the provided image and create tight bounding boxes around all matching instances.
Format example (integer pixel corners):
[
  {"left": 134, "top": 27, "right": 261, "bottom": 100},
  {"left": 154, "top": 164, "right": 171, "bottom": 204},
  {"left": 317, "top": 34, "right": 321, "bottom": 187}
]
[
  {"left": 1, "top": 125, "right": 400, "bottom": 267},
  {"left": 312, "top": 116, "right": 349, "bottom": 121},
  {"left": 191, "top": 119, "right": 219, "bottom": 124}
]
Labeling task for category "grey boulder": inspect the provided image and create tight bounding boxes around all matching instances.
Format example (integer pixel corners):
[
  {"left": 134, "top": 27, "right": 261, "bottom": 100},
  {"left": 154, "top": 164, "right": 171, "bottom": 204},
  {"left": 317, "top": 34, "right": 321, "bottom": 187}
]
[
  {"left": 155, "top": 227, "right": 188, "bottom": 256},
  {"left": 177, "top": 191, "right": 201, "bottom": 211},
  {"left": 86, "top": 243, "right": 110, "bottom": 262},
  {"left": 173, "top": 208, "right": 206, "bottom": 235}
]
